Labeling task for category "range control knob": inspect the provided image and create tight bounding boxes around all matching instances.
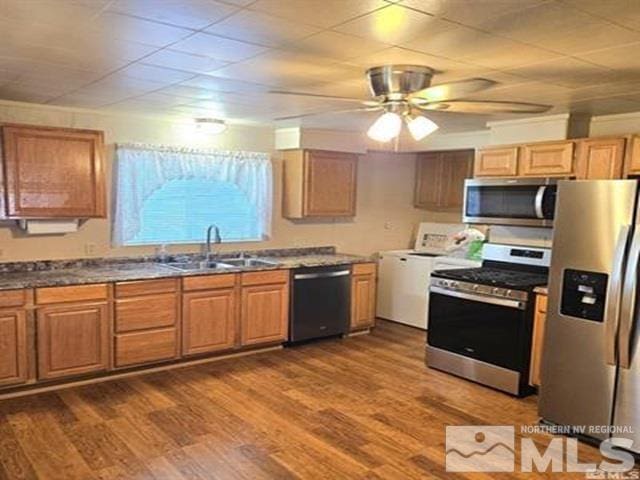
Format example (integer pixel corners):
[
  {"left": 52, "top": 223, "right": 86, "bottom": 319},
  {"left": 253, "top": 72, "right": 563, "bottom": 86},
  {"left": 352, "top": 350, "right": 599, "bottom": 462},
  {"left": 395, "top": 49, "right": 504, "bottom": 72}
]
[
  {"left": 451, "top": 281, "right": 459, "bottom": 288},
  {"left": 506, "top": 290, "right": 513, "bottom": 297},
  {"left": 472, "top": 284, "right": 480, "bottom": 291},
  {"left": 492, "top": 287, "right": 500, "bottom": 295}
]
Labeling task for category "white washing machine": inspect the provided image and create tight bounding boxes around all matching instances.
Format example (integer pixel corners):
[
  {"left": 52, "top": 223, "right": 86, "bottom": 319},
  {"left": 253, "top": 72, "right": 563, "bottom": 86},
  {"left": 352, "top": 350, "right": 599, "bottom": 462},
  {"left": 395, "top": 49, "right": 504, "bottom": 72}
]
[{"left": 376, "top": 223, "right": 480, "bottom": 330}]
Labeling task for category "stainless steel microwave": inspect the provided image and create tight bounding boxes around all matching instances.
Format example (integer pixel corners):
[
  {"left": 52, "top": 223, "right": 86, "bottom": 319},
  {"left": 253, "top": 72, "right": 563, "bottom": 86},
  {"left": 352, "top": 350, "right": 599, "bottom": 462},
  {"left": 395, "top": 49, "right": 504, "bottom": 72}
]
[{"left": 463, "top": 178, "right": 558, "bottom": 227}]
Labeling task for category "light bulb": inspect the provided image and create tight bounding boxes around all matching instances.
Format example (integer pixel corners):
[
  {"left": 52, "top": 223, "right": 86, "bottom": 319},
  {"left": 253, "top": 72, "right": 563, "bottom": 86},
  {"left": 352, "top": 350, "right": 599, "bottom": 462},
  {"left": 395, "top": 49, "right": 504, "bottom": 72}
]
[
  {"left": 194, "top": 118, "right": 227, "bottom": 134},
  {"left": 367, "top": 112, "right": 402, "bottom": 142},
  {"left": 405, "top": 114, "right": 438, "bottom": 141}
]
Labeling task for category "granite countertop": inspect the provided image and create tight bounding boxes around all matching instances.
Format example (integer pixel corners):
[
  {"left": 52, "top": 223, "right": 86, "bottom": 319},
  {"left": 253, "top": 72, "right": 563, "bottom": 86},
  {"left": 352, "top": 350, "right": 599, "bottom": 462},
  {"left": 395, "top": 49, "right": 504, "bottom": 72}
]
[
  {"left": 534, "top": 285, "right": 548, "bottom": 295},
  {"left": 0, "top": 249, "right": 372, "bottom": 291}
]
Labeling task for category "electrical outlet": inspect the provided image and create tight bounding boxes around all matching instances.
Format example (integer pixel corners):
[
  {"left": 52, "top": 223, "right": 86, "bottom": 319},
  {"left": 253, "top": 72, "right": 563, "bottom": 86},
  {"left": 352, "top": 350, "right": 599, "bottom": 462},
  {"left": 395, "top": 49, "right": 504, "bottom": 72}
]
[{"left": 84, "top": 243, "right": 97, "bottom": 255}]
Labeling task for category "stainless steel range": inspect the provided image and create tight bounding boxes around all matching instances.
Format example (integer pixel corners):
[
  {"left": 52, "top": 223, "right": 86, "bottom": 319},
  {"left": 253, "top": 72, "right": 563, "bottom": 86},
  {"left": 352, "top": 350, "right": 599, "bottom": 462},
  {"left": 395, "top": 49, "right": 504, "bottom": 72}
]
[{"left": 426, "top": 243, "right": 550, "bottom": 397}]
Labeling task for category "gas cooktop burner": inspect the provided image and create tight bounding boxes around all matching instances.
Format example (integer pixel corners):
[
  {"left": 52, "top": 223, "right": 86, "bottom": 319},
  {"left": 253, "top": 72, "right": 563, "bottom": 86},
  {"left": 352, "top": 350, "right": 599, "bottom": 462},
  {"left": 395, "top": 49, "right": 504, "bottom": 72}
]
[{"left": 433, "top": 267, "right": 548, "bottom": 289}]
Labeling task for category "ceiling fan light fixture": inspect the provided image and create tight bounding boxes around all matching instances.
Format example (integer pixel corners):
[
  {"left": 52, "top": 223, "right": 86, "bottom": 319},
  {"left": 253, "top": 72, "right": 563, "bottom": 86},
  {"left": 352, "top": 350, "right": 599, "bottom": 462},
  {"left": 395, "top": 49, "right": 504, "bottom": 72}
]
[
  {"left": 367, "top": 111, "right": 402, "bottom": 142},
  {"left": 194, "top": 118, "right": 227, "bottom": 134},
  {"left": 405, "top": 114, "right": 439, "bottom": 141}
]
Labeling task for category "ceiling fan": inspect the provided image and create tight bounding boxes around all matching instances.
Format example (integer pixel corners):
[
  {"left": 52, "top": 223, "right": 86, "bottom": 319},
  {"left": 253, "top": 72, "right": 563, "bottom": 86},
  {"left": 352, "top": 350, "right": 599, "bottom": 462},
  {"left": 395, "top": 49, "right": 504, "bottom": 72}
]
[{"left": 271, "top": 65, "right": 552, "bottom": 142}]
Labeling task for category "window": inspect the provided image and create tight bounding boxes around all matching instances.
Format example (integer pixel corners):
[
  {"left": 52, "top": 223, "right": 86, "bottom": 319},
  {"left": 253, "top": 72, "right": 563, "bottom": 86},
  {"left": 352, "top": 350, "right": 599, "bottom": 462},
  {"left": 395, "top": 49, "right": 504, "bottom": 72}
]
[{"left": 112, "top": 144, "right": 272, "bottom": 246}]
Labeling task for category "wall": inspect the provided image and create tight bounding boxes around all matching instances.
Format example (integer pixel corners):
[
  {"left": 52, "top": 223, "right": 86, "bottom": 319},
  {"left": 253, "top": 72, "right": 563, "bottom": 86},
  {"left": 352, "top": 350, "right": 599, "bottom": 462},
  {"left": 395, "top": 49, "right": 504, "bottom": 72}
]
[{"left": 0, "top": 100, "right": 446, "bottom": 261}]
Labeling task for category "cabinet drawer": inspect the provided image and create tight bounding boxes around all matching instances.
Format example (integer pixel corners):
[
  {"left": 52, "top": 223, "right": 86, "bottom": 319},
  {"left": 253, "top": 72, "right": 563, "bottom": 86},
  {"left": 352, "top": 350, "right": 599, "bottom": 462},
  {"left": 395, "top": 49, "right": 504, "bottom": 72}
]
[
  {"left": 183, "top": 273, "right": 236, "bottom": 291},
  {"left": 241, "top": 270, "right": 289, "bottom": 286},
  {"left": 352, "top": 263, "right": 376, "bottom": 276},
  {"left": 115, "top": 278, "right": 178, "bottom": 298},
  {"left": 36, "top": 284, "right": 108, "bottom": 304},
  {"left": 0, "top": 289, "right": 26, "bottom": 308},
  {"left": 115, "top": 328, "right": 178, "bottom": 367},
  {"left": 115, "top": 293, "right": 177, "bottom": 333}
]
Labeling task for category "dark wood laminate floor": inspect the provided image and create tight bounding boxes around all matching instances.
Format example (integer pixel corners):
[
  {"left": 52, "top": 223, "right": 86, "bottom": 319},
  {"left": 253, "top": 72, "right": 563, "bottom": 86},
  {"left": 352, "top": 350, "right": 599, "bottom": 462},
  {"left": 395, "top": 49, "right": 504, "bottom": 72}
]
[{"left": 0, "top": 320, "right": 603, "bottom": 480}]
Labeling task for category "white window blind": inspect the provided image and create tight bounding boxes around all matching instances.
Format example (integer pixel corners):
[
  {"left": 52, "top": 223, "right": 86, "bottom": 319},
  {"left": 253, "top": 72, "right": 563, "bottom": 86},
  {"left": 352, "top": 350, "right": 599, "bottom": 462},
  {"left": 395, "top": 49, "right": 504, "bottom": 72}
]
[{"left": 112, "top": 143, "right": 272, "bottom": 246}]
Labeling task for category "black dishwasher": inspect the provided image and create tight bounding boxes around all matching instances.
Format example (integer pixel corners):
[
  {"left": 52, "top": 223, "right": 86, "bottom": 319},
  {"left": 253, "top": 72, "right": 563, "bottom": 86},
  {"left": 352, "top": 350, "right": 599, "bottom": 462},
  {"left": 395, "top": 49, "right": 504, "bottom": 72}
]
[{"left": 289, "top": 265, "right": 351, "bottom": 343}]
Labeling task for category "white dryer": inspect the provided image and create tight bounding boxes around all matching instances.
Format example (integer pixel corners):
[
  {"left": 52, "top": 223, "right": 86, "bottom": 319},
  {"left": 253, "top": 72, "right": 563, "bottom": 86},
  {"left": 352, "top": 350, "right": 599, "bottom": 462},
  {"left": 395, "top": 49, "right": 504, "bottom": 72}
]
[{"left": 376, "top": 223, "right": 480, "bottom": 330}]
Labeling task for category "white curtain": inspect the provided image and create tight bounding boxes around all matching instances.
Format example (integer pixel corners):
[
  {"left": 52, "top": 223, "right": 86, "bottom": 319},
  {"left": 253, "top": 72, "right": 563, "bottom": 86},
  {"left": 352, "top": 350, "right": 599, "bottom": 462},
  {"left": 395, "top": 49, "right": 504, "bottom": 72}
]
[{"left": 112, "top": 143, "right": 272, "bottom": 246}]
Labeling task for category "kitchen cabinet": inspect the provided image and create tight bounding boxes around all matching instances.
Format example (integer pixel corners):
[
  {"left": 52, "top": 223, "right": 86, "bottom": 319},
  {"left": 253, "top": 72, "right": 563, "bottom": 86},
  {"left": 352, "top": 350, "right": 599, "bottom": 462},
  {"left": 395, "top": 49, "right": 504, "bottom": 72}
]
[
  {"left": 37, "top": 301, "right": 109, "bottom": 380},
  {"left": 240, "top": 270, "right": 289, "bottom": 345},
  {"left": 0, "top": 309, "right": 28, "bottom": 387},
  {"left": 114, "top": 279, "right": 180, "bottom": 368},
  {"left": 625, "top": 135, "right": 640, "bottom": 176},
  {"left": 520, "top": 141, "right": 574, "bottom": 177},
  {"left": 575, "top": 137, "right": 625, "bottom": 180},
  {"left": 530, "top": 293, "right": 547, "bottom": 387},
  {"left": 351, "top": 263, "right": 377, "bottom": 330},
  {"left": 282, "top": 149, "right": 358, "bottom": 218},
  {"left": 414, "top": 150, "right": 473, "bottom": 210},
  {"left": 1, "top": 124, "right": 105, "bottom": 218},
  {"left": 182, "top": 273, "right": 237, "bottom": 356},
  {"left": 474, "top": 147, "right": 519, "bottom": 177}
]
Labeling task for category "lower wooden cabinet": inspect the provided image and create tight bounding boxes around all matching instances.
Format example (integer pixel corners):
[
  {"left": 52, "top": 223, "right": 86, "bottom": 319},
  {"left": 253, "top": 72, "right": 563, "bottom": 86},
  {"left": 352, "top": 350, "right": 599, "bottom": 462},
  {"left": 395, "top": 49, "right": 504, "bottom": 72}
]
[
  {"left": 37, "top": 302, "right": 109, "bottom": 380},
  {"left": 240, "top": 270, "right": 289, "bottom": 346},
  {"left": 182, "top": 287, "right": 237, "bottom": 355},
  {"left": 529, "top": 293, "right": 547, "bottom": 387},
  {"left": 351, "top": 263, "right": 377, "bottom": 330},
  {"left": 115, "top": 328, "right": 178, "bottom": 367},
  {"left": 0, "top": 309, "right": 28, "bottom": 387}
]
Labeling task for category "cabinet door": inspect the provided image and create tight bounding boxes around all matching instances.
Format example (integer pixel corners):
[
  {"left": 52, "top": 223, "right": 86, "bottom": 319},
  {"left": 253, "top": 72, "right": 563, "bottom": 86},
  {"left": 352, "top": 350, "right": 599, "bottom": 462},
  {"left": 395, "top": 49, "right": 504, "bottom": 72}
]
[
  {"left": 439, "top": 150, "right": 473, "bottom": 209},
  {"left": 474, "top": 147, "right": 519, "bottom": 177},
  {"left": 625, "top": 135, "right": 640, "bottom": 176},
  {"left": 351, "top": 263, "right": 377, "bottom": 330},
  {"left": 2, "top": 125, "right": 105, "bottom": 218},
  {"left": 576, "top": 138, "right": 625, "bottom": 180},
  {"left": 414, "top": 153, "right": 443, "bottom": 209},
  {"left": 529, "top": 294, "right": 547, "bottom": 387},
  {"left": 37, "top": 302, "right": 109, "bottom": 380},
  {"left": 303, "top": 150, "right": 357, "bottom": 216},
  {"left": 183, "top": 288, "right": 236, "bottom": 355},
  {"left": 0, "top": 309, "right": 28, "bottom": 387},
  {"left": 520, "top": 141, "right": 574, "bottom": 177},
  {"left": 241, "top": 282, "right": 289, "bottom": 345}
]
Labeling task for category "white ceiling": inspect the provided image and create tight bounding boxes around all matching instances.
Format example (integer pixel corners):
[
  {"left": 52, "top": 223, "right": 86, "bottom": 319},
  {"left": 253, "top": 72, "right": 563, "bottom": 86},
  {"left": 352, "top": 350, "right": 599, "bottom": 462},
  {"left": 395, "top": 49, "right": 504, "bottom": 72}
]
[{"left": 2, "top": 0, "right": 640, "bottom": 133}]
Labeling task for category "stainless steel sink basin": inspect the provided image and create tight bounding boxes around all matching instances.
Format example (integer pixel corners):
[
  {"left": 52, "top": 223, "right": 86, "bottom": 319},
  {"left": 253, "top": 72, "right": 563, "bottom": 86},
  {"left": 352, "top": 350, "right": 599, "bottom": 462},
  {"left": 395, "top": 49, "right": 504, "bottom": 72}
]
[
  {"left": 222, "top": 258, "right": 278, "bottom": 267},
  {"left": 164, "top": 260, "right": 234, "bottom": 271}
]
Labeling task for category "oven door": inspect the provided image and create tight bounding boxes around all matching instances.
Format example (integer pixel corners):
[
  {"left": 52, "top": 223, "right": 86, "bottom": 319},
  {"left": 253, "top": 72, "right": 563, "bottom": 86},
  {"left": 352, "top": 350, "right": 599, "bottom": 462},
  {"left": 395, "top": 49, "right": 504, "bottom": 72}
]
[
  {"left": 463, "top": 178, "right": 557, "bottom": 227},
  {"left": 427, "top": 286, "right": 530, "bottom": 371}
]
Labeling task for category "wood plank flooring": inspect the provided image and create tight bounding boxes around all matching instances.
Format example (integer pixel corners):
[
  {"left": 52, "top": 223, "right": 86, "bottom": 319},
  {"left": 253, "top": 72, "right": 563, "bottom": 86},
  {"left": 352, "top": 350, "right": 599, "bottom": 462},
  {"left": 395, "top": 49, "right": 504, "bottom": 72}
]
[{"left": 0, "top": 320, "right": 606, "bottom": 479}]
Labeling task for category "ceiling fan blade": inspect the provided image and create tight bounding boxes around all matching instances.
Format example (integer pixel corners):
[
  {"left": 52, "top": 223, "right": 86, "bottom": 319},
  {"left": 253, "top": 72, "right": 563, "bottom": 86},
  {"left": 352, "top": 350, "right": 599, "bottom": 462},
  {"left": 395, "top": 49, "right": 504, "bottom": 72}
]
[
  {"left": 409, "top": 78, "right": 497, "bottom": 103},
  {"left": 268, "top": 89, "right": 377, "bottom": 106},
  {"left": 274, "top": 106, "right": 382, "bottom": 122},
  {"left": 416, "top": 100, "right": 552, "bottom": 114}
]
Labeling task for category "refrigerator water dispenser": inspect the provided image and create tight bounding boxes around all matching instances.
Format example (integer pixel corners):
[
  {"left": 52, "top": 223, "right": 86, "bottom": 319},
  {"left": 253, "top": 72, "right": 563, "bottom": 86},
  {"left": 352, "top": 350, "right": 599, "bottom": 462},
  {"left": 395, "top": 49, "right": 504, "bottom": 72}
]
[{"left": 560, "top": 269, "right": 609, "bottom": 322}]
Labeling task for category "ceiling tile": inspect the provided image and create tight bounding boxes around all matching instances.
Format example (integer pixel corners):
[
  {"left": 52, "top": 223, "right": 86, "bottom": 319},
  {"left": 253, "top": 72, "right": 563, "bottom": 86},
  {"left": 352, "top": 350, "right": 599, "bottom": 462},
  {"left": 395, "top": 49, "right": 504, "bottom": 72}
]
[
  {"left": 562, "top": 96, "right": 640, "bottom": 115},
  {"left": 0, "top": 0, "right": 107, "bottom": 30},
  {"left": 333, "top": 4, "right": 438, "bottom": 45},
  {"left": 248, "top": 0, "right": 389, "bottom": 28},
  {"left": 119, "top": 63, "right": 196, "bottom": 83},
  {"left": 107, "top": 0, "right": 239, "bottom": 29},
  {"left": 560, "top": 0, "right": 640, "bottom": 32},
  {"left": 505, "top": 57, "right": 617, "bottom": 89},
  {"left": 577, "top": 42, "right": 640, "bottom": 71},
  {"left": 0, "top": 83, "right": 60, "bottom": 103},
  {"left": 206, "top": 10, "right": 322, "bottom": 47},
  {"left": 172, "top": 33, "right": 268, "bottom": 62},
  {"left": 401, "top": 20, "right": 560, "bottom": 70},
  {"left": 478, "top": 2, "right": 640, "bottom": 55},
  {"left": 291, "top": 31, "right": 391, "bottom": 61},
  {"left": 180, "top": 75, "right": 272, "bottom": 94},
  {"left": 83, "top": 12, "right": 194, "bottom": 48},
  {"left": 47, "top": 93, "right": 112, "bottom": 109},
  {"left": 70, "top": 75, "right": 167, "bottom": 103},
  {"left": 143, "top": 49, "right": 229, "bottom": 75}
]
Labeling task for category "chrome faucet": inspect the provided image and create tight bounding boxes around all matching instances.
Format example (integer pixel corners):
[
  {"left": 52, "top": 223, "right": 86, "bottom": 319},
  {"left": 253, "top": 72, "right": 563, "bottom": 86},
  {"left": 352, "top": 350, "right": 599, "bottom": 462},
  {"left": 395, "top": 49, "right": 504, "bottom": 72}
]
[{"left": 205, "top": 224, "right": 222, "bottom": 259}]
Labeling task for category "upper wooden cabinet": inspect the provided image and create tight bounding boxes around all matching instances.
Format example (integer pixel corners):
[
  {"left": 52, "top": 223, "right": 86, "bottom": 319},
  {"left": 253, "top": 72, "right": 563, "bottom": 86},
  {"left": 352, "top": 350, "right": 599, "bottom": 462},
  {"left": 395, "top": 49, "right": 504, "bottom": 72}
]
[
  {"left": 474, "top": 147, "right": 519, "bottom": 177},
  {"left": 519, "top": 141, "right": 574, "bottom": 177},
  {"left": 1, "top": 124, "right": 106, "bottom": 219},
  {"left": 576, "top": 137, "right": 626, "bottom": 180},
  {"left": 414, "top": 150, "right": 473, "bottom": 211},
  {"left": 282, "top": 149, "right": 358, "bottom": 218},
  {"left": 625, "top": 135, "right": 640, "bottom": 176}
]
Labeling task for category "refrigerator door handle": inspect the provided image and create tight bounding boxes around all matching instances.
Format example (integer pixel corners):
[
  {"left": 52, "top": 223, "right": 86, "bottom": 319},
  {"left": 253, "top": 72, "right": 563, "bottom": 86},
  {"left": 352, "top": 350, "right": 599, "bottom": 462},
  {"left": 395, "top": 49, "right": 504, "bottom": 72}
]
[
  {"left": 619, "top": 228, "right": 640, "bottom": 369},
  {"left": 605, "top": 225, "right": 630, "bottom": 366}
]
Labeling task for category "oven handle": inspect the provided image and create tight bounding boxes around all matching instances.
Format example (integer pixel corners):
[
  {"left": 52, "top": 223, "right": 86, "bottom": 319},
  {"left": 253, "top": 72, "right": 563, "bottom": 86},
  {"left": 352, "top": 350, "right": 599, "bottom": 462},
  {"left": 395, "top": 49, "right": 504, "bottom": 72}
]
[
  {"left": 430, "top": 286, "right": 526, "bottom": 310},
  {"left": 534, "top": 186, "right": 546, "bottom": 219}
]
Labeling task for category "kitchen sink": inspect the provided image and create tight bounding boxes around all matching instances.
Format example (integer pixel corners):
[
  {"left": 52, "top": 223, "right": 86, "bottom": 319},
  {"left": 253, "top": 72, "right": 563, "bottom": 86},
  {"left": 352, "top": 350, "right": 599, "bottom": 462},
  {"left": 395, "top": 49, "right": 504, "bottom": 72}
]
[
  {"left": 164, "top": 260, "right": 235, "bottom": 271},
  {"left": 222, "top": 258, "right": 278, "bottom": 267}
]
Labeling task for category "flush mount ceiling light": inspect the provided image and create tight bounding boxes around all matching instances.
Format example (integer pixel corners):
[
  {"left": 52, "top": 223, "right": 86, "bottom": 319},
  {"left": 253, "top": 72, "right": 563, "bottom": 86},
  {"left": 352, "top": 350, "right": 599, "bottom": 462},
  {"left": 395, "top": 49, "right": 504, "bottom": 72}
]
[{"left": 194, "top": 118, "right": 227, "bottom": 134}]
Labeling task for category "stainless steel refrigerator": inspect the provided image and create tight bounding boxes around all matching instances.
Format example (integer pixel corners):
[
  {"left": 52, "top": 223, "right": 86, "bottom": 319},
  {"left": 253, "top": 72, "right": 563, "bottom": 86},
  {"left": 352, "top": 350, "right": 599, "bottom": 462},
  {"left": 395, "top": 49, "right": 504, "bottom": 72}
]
[{"left": 539, "top": 179, "right": 640, "bottom": 453}]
